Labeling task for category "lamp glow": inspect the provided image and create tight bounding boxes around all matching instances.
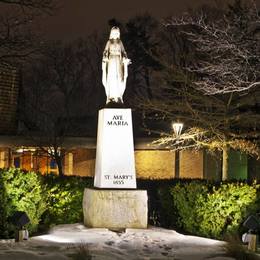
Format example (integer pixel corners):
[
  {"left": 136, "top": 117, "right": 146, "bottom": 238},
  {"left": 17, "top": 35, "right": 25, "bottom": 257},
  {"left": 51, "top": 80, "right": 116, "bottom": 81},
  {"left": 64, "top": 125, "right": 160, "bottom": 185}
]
[
  {"left": 172, "top": 122, "right": 183, "bottom": 137},
  {"left": 16, "top": 147, "right": 36, "bottom": 153}
]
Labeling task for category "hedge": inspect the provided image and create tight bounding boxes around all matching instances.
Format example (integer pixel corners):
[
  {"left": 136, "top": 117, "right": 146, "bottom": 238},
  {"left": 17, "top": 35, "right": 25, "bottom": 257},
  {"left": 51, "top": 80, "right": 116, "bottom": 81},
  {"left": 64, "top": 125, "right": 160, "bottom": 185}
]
[
  {"left": 138, "top": 179, "right": 260, "bottom": 239},
  {"left": 0, "top": 168, "right": 46, "bottom": 238},
  {"left": 0, "top": 169, "right": 259, "bottom": 240},
  {"left": 170, "top": 181, "right": 259, "bottom": 239},
  {"left": 41, "top": 174, "right": 92, "bottom": 227},
  {"left": 0, "top": 169, "right": 92, "bottom": 238}
]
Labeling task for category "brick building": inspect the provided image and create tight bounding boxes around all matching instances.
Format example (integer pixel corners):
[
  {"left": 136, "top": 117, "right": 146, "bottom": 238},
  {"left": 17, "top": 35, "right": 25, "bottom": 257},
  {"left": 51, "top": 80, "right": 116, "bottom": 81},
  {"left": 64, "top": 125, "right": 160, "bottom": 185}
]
[
  {"left": 0, "top": 135, "right": 258, "bottom": 180},
  {"left": 0, "top": 63, "right": 20, "bottom": 135},
  {"left": 0, "top": 62, "right": 258, "bottom": 180}
]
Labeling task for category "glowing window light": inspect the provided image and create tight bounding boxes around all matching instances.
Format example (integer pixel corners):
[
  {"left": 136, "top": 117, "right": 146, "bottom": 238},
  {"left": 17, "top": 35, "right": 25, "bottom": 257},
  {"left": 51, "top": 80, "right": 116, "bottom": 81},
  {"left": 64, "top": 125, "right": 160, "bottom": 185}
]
[{"left": 172, "top": 122, "right": 183, "bottom": 137}]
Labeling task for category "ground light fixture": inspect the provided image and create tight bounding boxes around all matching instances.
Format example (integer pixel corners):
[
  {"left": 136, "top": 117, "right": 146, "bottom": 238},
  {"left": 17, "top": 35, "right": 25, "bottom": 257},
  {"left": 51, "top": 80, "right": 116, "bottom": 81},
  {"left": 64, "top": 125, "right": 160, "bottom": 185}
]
[
  {"left": 172, "top": 121, "right": 184, "bottom": 137},
  {"left": 11, "top": 211, "right": 30, "bottom": 242},
  {"left": 242, "top": 214, "right": 260, "bottom": 252}
]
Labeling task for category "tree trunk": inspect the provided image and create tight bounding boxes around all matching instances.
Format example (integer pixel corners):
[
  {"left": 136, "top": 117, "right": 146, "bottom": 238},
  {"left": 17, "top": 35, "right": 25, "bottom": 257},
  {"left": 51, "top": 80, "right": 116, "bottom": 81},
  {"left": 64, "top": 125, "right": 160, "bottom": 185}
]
[
  {"left": 56, "top": 157, "right": 63, "bottom": 177},
  {"left": 54, "top": 152, "right": 63, "bottom": 177},
  {"left": 222, "top": 146, "right": 229, "bottom": 181}
]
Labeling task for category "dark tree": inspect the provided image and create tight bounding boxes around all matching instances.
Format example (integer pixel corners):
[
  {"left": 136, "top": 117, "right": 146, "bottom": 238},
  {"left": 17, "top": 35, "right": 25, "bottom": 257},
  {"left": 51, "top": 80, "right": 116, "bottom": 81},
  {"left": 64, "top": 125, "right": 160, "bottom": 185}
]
[
  {"left": 0, "top": 0, "right": 55, "bottom": 13},
  {"left": 124, "top": 14, "right": 163, "bottom": 100},
  {"left": 0, "top": 0, "right": 57, "bottom": 62},
  {"left": 20, "top": 36, "right": 103, "bottom": 175}
]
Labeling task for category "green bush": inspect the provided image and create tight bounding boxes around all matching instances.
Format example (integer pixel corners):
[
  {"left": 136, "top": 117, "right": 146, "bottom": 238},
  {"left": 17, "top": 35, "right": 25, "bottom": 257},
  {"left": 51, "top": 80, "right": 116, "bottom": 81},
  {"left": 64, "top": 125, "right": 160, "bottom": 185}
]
[
  {"left": 1, "top": 168, "right": 258, "bottom": 241},
  {"left": 170, "top": 181, "right": 209, "bottom": 234},
  {"left": 0, "top": 168, "right": 93, "bottom": 238},
  {"left": 138, "top": 179, "right": 207, "bottom": 230},
  {"left": 169, "top": 181, "right": 259, "bottom": 239},
  {"left": 42, "top": 175, "right": 92, "bottom": 227},
  {"left": 139, "top": 179, "right": 259, "bottom": 239},
  {"left": 198, "top": 183, "right": 259, "bottom": 238},
  {"left": 137, "top": 179, "right": 177, "bottom": 227},
  {"left": 0, "top": 168, "right": 46, "bottom": 238}
]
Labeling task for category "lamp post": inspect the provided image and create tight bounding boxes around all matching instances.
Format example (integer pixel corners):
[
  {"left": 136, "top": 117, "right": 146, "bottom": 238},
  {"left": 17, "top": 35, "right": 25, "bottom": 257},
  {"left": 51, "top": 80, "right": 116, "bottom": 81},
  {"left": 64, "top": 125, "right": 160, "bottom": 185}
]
[
  {"left": 172, "top": 121, "right": 184, "bottom": 178},
  {"left": 172, "top": 122, "right": 183, "bottom": 137}
]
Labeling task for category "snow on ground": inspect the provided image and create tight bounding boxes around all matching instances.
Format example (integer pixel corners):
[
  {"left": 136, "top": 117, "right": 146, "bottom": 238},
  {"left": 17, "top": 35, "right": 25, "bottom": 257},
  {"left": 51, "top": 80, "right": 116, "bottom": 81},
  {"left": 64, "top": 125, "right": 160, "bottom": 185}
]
[{"left": 0, "top": 223, "right": 234, "bottom": 260}]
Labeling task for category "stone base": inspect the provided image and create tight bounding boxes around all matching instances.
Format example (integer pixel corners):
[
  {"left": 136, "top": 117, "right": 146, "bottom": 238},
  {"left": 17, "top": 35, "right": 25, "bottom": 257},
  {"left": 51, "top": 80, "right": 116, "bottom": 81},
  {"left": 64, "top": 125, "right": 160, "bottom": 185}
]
[{"left": 83, "top": 188, "right": 148, "bottom": 229}]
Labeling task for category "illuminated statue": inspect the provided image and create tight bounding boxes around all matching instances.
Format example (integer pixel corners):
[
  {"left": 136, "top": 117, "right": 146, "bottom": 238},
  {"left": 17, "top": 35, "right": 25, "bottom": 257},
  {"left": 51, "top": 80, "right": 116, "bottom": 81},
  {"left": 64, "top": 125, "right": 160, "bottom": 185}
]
[{"left": 102, "top": 27, "right": 131, "bottom": 104}]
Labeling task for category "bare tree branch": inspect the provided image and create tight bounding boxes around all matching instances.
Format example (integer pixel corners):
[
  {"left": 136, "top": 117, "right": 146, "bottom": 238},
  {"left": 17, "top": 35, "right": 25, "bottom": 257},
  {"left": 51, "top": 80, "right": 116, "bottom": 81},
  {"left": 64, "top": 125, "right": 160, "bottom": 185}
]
[
  {"left": 163, "top": 2, "right": 260, "bottom": 95},
  {"left": 0, "top": 0, "right": 57, "bottom": 14}
]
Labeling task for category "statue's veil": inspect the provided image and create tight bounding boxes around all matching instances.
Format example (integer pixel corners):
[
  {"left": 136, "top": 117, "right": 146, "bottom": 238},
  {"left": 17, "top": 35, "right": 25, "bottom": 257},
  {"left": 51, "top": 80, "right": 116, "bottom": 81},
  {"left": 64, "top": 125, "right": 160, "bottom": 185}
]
[{"left": 109, "top": 27, "right": 120, "bottom": 39}]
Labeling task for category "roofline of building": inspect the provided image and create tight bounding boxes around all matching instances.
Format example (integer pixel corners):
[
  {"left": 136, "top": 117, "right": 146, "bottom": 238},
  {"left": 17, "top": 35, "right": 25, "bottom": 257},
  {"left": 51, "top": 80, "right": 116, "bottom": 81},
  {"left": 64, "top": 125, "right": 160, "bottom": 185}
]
[{"left": 0, "top": 136, "right": 167, "bottom": 150}]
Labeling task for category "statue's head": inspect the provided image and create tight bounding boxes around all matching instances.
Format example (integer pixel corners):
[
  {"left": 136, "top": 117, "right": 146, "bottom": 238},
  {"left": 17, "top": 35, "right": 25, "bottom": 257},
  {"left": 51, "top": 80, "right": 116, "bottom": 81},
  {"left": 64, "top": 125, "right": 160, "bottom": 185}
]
[{"left": 109, "top": 27, "right": 120, "bottom": 40}]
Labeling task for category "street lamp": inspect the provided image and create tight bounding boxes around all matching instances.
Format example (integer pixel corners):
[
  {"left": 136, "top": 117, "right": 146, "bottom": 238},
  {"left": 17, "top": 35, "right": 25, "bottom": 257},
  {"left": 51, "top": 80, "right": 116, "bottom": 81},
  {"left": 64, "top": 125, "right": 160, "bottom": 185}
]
[
  {"left": 172, "top": 121, "right": 184, "bottom": 179},
  {"left": 172, "top": 122, "right": 184, "bottom": 137}
]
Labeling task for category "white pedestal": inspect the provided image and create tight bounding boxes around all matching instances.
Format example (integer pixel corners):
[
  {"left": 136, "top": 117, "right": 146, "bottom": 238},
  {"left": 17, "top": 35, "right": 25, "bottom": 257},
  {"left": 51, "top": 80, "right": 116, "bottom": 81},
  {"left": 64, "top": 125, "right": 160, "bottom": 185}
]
[
  {"left": 83, "top": 188, "right": 148, "bottom": 229},
  {"left": 94, "top": 108, "right": 136, "bottom": 188}
]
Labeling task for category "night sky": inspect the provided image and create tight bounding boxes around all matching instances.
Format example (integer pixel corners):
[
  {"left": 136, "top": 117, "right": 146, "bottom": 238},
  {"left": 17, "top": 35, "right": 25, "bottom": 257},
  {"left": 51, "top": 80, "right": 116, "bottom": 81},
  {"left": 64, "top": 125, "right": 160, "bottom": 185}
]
[{"left": 40, "top": 0, "right": 260, "bottom": 40}]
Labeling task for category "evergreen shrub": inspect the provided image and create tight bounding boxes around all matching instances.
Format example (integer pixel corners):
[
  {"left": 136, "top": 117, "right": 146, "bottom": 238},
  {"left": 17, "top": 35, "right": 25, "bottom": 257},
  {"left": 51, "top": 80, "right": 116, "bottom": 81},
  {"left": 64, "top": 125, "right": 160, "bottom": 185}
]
[
  {"left": 0, "top": 168, "right": 46, "bottom": 238},
  {"left": 139, "top": 179, "right": 259, "bottom": 239},
  {"left": 42, "top": 174, "right": 92, "bottom": 227},
  {"left": 0, "top": 168, "right": 93, "bottom": 238},
  {"left": 169, "top": 181, "right": 259, "bottom": 239},
  {"left": 0, "top": 168, "right": 258, "bottom": 240}
]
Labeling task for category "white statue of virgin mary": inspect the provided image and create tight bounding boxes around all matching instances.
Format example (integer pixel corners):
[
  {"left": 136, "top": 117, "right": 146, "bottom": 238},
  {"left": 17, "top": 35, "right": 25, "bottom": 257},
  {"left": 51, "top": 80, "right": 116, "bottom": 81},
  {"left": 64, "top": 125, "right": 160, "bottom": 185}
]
[{"left": 102, "top": 27, "right": 131, "bottom": 104}]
